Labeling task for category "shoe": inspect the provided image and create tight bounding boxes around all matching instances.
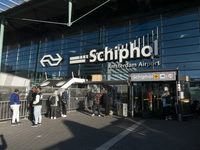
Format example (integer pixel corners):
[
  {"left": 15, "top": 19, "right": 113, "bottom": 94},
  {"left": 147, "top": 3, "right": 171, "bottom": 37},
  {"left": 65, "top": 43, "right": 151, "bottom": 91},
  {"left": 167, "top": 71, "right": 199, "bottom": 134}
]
[
  {"left": 61, "top": 114, "right": 64, "bottom": 117},
  {"left": 54, "top": 117, "right": 56, "bottom": 120},
  {"left": 62, "top": 115, "right": 67, "bottom": 117},
  {"left": 38, "top": 123, "right": 41, "bottom": 126},
  {"left": 104, "top": 115, "right": 109, "bottom": 117},
  {"left": 17, "top": 122, "right": 22, "bottom": 125},
  {"left": 91, "top": 114, "right": 95, "bottom": 117},
  {"left": 31, "top": 124, "right": 38, "bottom": 127},
  {"left": 98, "top": 115, "right": 101, "bottom": 117},
  {"left": 11, "top": 123, "right": 17, "bottom": 126},
  {"left": 51, "top": 117, "right": 53, "bottom": 119}
]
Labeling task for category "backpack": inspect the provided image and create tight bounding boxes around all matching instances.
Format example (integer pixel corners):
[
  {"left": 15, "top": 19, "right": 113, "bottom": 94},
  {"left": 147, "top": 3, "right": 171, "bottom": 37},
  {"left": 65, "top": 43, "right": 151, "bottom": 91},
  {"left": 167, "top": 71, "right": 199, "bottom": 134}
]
[
  {"left": 49, "top": 96, "right": 56, "bottom": 105},
  {"left": 166, "top": 95, "right": 172, "bottom": 104}
]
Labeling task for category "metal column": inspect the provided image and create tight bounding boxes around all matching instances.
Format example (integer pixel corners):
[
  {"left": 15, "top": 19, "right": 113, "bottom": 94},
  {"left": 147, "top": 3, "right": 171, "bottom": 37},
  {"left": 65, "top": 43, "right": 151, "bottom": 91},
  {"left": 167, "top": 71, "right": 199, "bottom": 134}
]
[
  {"left": 177, "top": 69, "right": 182, "bottom": 121},
  {"left": 131, "top": 83, "right": 134, "bottom": 117},
  {"left": 67, "top": 0, "right": 72, "bottom": 26},
  {"left": 0, "top": 16, "right": 5, "bottom": 72},
  {"left": 34, "top": 40, "right": 42, "bottom": 85}
]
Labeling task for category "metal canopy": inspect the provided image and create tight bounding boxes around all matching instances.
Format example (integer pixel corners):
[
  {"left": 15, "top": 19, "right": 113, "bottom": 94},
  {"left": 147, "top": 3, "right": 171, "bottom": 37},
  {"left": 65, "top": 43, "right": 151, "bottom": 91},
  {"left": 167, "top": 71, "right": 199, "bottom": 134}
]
[
  {"left": 0, "top": 0, "right": 31, "bottom": 13},
  {"left": 1, "top": 0, "right": 117, "bottom": 44},
  {"left": 1, "top": 0, "right": 195, "bottom": 45}
]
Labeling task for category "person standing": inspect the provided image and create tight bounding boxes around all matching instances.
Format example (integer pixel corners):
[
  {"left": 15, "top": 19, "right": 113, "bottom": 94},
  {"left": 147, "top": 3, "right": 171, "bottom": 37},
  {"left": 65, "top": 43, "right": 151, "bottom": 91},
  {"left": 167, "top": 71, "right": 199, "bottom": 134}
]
[
  {"left": 92, "top": 91, "right": 103, "bottom": 117},
  {"left": 50, "top": 91, "right": 59, "bottom": 119},
  {"left": 10, "top": 89, "right": 21, "bottom": 126},
  {"left": 32, "top": 87, "right": 43, "bottom": 127},
  {"left": 27, "top": 87, "right": 36, "bottom": 122},
  {"left": 104, "top": 91, "right": 111, "bottom": 117},
  {"left": 161, "top": 90, "right": 172, "bottom": 120},
  {"left": 61, "top": 89, "right": 68, "bottom": 117},
  {"left": 87, "top": 89, "right": 95, "bottom": 111}
]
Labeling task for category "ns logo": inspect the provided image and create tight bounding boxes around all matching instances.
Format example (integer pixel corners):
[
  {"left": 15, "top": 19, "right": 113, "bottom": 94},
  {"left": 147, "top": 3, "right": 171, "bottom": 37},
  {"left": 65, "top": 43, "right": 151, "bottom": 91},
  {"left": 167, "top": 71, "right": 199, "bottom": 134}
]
[{"left": 40, "top": 53, "right": 63, "bottom": 67}]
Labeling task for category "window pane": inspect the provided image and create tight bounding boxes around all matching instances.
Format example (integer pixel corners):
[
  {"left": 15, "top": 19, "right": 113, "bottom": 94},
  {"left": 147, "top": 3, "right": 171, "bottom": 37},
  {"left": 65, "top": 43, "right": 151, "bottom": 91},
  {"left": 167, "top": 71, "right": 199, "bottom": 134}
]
[{"left": 162, "top": 13, "right": 199, "bottom": 26}]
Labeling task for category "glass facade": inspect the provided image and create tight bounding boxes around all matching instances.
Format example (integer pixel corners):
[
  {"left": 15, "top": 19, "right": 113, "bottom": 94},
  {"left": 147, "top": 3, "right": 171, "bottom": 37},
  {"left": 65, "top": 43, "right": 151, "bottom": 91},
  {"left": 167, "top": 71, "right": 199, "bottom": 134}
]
[{"left": 1, "top": 4, "right": 200, "bottom": 85}]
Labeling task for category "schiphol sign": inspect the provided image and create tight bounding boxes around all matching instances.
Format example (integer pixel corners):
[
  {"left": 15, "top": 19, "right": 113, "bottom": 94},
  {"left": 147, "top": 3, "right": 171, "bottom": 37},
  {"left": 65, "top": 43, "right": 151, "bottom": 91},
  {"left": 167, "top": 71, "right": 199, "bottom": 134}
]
[
  {"left": 40, "top": 29, "right": 159, "bottom": 68},
  {"left": 69, "top": 39, "right": 159, "bottom": 65},
  {"left": 131, "top": 71, "right": 176, "bottom": 82}
]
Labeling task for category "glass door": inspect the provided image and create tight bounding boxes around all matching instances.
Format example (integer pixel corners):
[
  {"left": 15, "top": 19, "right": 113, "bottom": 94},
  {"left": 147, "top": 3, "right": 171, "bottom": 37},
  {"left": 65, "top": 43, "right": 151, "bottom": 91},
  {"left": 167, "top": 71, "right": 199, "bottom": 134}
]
[{"left": 132, "top": 81, "right": 176, "bottom": 118}]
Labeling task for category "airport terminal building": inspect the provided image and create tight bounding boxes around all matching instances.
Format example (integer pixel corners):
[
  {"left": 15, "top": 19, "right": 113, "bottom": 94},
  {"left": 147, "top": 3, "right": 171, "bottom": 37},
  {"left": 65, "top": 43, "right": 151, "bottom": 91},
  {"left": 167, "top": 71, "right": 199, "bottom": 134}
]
[
  {"left": 0, "top": 0, "right": 200, "bottom": 118},
  {"left": 0, "top": 0, "right": 199, "bottom": 84}
]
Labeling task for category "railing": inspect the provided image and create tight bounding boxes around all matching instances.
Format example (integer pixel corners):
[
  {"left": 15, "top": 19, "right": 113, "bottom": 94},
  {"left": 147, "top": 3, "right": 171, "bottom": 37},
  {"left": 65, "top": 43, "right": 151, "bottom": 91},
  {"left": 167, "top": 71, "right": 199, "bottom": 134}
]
[
  {"left": 0, "top": 97, "right": 87, "bottom": 121},
  {"left": 0, "top": 100, "right": 28, "bottom": 121}
]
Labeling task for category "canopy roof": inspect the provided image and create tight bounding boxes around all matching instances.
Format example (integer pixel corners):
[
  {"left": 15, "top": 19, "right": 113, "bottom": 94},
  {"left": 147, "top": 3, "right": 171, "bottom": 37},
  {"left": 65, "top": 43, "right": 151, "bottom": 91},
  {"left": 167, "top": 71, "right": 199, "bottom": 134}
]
[{"left": 0, "top": 0, "right": 198, "bottom": 45}]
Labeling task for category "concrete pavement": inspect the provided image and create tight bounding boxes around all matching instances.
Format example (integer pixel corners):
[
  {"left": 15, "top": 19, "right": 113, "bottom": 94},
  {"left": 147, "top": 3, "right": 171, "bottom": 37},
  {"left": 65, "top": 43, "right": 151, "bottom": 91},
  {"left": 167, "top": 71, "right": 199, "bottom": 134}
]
[{"left": 0, "top": 110, "right": 200, "bottom": 150}]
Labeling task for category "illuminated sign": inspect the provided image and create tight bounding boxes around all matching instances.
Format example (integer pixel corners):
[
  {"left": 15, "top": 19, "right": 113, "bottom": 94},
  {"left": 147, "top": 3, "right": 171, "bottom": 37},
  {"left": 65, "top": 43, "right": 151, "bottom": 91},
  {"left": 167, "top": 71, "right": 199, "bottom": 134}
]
[
  {"left": 70, "top": 39, "right": 158, "bottom": 64},
  {"left": 92, "top": 75, "right": 102, "bottom": 81},
  {"left": 131, "top": 72, "right": 176, "bottom": 82}
]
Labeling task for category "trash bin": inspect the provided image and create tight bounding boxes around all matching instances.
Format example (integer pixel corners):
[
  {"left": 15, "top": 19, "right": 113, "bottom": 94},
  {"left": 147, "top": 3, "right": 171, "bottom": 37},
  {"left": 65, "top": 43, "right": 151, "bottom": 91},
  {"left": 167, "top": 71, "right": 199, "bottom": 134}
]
[{"left": 117, "top": 103, "right": 128, "bottom": 117}]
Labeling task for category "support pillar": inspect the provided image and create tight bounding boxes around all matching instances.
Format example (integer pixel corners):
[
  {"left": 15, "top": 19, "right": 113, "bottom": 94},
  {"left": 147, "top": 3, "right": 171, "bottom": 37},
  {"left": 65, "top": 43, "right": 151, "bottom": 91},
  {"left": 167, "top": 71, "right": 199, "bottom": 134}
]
[
  {"left": 177, "top": 69, "right": 182, "bottom": 121},
  {"left": 67, "top": 0, "right": 72, "bottom": 26},
  {"left": 0, "top": 16, "right": 5, "bottom": 72}
]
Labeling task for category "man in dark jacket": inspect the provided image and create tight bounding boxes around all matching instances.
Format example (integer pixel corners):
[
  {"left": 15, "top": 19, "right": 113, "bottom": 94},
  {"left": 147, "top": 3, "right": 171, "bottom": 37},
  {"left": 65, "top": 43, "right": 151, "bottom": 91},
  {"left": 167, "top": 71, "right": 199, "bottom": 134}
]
[
  {"left": 27, "top": 87, "right": 36, "bottom": 122},
  {"left": 61, "top": 89, "right": 68, "bottom": 117},
  {"left": 103, "top": 91, "right": 111, "bottom": 117},
  {"left": 32, "top": 87, "right": 43, "bottom": 127}
]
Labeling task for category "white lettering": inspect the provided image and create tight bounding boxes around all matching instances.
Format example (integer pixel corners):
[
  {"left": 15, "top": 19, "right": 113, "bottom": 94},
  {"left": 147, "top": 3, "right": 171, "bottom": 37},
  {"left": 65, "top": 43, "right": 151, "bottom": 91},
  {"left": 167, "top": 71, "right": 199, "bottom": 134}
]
[
  {"left": 97, "top": 51, "right": 104, "bottom": 62},
  {"left": 119, "top": 48, "right": 129, "bottom": 63},
  {"left": 89, "top": 49, "right": 97, "bottom": 62},
  {"left": 141, "top": 46, "right": 153, "bottom": 57},
  {"left": 130, "top": 42, "right": 140, "bottom": 58},
  {"left": 105, "top": 47, "right": 113, "bottom": 61},
  {"left": 114, "top": 46, "right": 119, "bottom": 60},
  {"left": 88, "top": 41, "right": 157, "bottom": 63}
]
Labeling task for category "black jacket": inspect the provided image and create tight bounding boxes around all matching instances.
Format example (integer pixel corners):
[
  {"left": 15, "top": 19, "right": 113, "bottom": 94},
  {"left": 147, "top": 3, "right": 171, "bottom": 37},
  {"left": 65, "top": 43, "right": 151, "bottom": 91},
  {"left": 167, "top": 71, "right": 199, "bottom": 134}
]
[{"left": 27, "top": 91, "right": 37, "bottom": 105}]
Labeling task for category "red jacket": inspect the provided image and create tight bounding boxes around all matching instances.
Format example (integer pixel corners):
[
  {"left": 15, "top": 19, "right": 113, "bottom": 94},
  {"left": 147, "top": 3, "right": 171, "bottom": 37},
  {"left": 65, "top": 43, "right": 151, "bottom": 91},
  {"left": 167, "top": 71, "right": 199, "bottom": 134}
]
[{"left": 94, "top": 93, "right": 103, "bottom": 104}]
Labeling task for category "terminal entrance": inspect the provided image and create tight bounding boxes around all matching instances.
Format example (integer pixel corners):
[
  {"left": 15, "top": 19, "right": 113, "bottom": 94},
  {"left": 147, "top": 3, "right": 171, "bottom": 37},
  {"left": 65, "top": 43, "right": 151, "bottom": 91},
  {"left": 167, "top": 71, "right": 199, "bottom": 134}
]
[
  {"left": 129, "top": 69, "right": 182, "bottom": 119},
  {"left": 132, "top": 81, "right": 176, "bottom": 118}
]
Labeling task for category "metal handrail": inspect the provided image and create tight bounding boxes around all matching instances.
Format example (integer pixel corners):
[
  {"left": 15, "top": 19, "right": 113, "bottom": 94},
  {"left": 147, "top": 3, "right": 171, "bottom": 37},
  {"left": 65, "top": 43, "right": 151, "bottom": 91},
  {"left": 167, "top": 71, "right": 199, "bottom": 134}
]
[{"left": 0, "top": 100, "right": 28, "bottom": 121}]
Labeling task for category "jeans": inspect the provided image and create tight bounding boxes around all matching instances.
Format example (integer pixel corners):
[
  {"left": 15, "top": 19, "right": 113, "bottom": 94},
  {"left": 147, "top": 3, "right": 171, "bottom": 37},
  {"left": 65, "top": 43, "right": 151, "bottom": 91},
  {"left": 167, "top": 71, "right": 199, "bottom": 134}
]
[
  {"left": 34, "top": 105, "right": 42, "bottom": 124},
  {"left": 164, "top": 106, "right": 171, "bottom": 118},
  {"left": 93, "top": 104, "right": 100, "bottom": 115},
  {"left": 51, "top": 106, "right": 57, "bottom": 117},
  {"left": 10, "top": 105, "right": 20, "bottom": 123},
  {"left": 28, "top": 104, "right": 34, "bottom": 121},
  {"left": 105, "top": 104, "right": 110, "bottom": 116},
  {"left": 62, "top": 102, "right": 67, "bottom": 115},
  {"left": 90, "top": 100, "right": 93, "bottom": 109}
]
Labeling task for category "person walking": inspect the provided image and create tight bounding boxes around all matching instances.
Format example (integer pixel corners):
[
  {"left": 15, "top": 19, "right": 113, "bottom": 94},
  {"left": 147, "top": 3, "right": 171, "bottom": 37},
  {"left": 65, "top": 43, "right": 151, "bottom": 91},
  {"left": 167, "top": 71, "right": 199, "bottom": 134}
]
[
  {"left": 27, "top": 87, "right": 36, "bottom": 122},
  {"left": 10, "top": 89, "right": 21, "bottom": 126},
  {"left": 50, "top": 91, "right": 59, "bottom": 119},
  {"left": 61, "top": 89, "right": 68, "bottom": 117},
  {"left": 92, "top": 91, "right": 103, "bottom": 117},
  {"left": 161, "top": 90, "right": 172, "bottom": 120},
  {"left": 32, "top": 87, "right": 43, "bottom": 127}
]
